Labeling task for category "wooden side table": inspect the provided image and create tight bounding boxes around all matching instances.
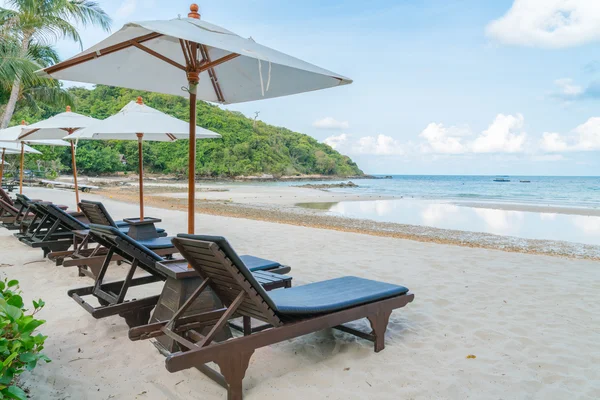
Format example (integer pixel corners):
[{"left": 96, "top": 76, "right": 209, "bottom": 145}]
[
  {"left": 122, "top": 217, "right": 161, "bottom": 240},
  {"left": 150, "top": 260, "right": 293, "bottom": 353}
]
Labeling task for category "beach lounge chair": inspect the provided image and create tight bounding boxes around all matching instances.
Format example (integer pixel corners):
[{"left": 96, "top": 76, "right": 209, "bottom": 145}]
[
  {"left": 48, "top": 199, "right": 166, "bottom": 270},
  {"left": 16, "top": 203, "right": 87, "bottom": 256},
  {"left": 0, "top": 187, "right": 13, "bottom": 206},
  {"left": 69, "top": 225, "right": 291, "bottom": 328},
  {"left": 129, "top": 235, "right": 414, "bottom": 400},
  {"left": 0, "top": 199, "right": 26, "bottom": 229}
]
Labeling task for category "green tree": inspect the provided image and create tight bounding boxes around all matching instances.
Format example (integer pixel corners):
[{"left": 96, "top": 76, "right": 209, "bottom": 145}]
[{"left": 0, "top": 0, "right": 111, "bottom": 128}]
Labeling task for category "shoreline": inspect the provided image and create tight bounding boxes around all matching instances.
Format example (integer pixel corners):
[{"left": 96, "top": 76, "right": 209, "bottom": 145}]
[{"left": 97, "top": 186, "right": 600, "bottom": 261}]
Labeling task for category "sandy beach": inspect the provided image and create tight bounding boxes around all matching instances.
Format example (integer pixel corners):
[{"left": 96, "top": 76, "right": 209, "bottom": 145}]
[{"left": 0, "top": 186, "right": 596, "bottom": 399}]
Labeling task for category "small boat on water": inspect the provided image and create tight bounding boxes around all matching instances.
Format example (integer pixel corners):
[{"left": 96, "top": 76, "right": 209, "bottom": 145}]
[
  {"left": 520, "top": 180, "right": 531, "bottom": 183},
  {"left": 493, "top": 177, "right": 510, "bottom": 182}
]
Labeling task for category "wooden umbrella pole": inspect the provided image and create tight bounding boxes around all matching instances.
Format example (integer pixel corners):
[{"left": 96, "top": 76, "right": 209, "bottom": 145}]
[
  {"left": 0, "top": 148, "right": 5, "bottom": 183},
  {"left": 69, "top": 132, "right": 81, "bottom": 211},
  {"left": 188, "top": 79, "right": 198, "bottom": 234},
  {"left": 19, "top": 143, "right": 24, "bottom": 194},
  {"left": 137, "top": 133, "right": 144, "bottom": 220}
]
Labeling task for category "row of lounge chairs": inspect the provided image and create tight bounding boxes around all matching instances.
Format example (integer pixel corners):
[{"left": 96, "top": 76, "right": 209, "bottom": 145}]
[{"left": 0, "top": 187, "right": 414, "bottom": 399}]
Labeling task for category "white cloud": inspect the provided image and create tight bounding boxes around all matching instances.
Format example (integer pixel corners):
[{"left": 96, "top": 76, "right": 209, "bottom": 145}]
[
  {"left": 323, "top": 134, "right": 348, "bottom": 149},
  {"left": 116, "top": 0, "right": 137, "bottom": 19},
  {"left": 353, "top": 134, "right": 404, "bottom": 155},
  {"left": 554, "top": 78, "right": 583, "bottom": 96},
  {"left": 419, "top": 123, "right": 469, "bottom": 154},
  {"left": 471, "top": 114, "right": 527, "bottom": 153},
  {"left": 313, "top": 117, "right": 350, "bottom": 130},
  {"left": 541, "top": 117, "right": 600, "bottom": 152},
  {"left": 486, "top": 0, "right": 600, "bottom": 48},
  {"left": 540, "top": 132, "right": 569, "bottom": 152}
]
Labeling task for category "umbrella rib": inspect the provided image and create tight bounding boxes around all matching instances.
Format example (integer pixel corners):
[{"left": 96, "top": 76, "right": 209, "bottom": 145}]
[
  {"left": 199, "top": 45, "right": 225, "bottom": 103},
  {"left": 45, "top": 32, "right": 163, "bottom": 74},
  {"left": 179, "top": 39, "right": 192, "bottom": 67},
  {"left": 18, "top": 128, "right": 40, "bottom": 140},
  {"left": 130, "top": 40, "right": 186, "bottom": 71},
  {"left": 198, "top": 53, "right": 240, "bottom": 74}
]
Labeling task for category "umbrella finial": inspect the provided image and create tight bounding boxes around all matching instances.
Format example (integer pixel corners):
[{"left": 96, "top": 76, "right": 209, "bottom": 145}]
[
  {"left": 20, "top": 120, "right": 26, "bottom": 125},
  {"left": 188, "top": 4, "right": 200, "bottom": 19},
  {"left": 66, "top": 105, "right": 71, "bottom": 112},
  {"left": 136, "top": 96, "right": 144, "bottom": 105}
]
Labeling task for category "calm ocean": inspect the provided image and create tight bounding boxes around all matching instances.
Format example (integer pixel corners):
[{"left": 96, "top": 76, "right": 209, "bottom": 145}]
[{"left": 279, "top": 175, "right": 600, "bottom": 209}]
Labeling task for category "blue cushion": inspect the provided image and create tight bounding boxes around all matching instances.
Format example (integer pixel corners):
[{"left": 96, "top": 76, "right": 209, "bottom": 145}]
[
  {"left": 89, "top": 224, "right": 164, "bottom": 262},
  {"left": 269, "top": 276, "right": 409, "bottom": 315},
  {"left": 239, "top": 255, "right": 281, "bottom": 271},
  {"left": 137, "top": 236, "right": 175, "bottom": 250}
]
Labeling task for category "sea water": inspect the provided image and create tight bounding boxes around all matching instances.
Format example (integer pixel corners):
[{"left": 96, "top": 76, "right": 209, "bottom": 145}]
[{"left": 283, "top": 175, "right": 600, "bottom": 245}]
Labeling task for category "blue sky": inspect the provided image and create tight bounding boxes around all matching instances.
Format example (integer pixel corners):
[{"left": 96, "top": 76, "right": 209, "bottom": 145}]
[{"left": 45, "top": 1, "right": 600, "bottom": 175}]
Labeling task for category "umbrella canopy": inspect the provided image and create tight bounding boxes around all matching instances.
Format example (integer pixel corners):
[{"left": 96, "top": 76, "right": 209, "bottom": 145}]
[
  {"left": 17, "top": 106, "right": 100, "bottom": 209},
  {"left": 69, "top": 98, "right": 221, "bottom": 141},
  {"left": 66, "top": 97, "right": 220, "bottom": 219},
  {"left": 0, "top": 144, "right": 40, "bottom": 183},
  {"left": 19, "top": 106, "right": 99, "bottom": 140},
  {"left": 38, "top": 4, "right": 352, "bottom": 234},
  {"left": 0, "top": 121, "right": 70, "bottom": 194}
]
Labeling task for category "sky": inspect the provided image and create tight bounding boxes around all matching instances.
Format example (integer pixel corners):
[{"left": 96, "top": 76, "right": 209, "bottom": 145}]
[{"left": 17, "top": 0, "right": 600, "bottom": 175}]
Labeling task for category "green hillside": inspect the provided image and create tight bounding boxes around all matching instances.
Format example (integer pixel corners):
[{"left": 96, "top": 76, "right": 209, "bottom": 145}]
[{"left": 9, "top": 86, "right": 363, "bottom": 178}]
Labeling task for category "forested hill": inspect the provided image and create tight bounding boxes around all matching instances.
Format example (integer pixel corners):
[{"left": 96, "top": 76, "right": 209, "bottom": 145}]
[{"left": 11, "top": 86, "right": 363, "bottom": 178}]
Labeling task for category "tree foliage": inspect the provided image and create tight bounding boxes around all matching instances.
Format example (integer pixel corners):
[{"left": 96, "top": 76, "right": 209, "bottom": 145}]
[{"left": 9, "top": 85, "right": 363, "bottom": 178}]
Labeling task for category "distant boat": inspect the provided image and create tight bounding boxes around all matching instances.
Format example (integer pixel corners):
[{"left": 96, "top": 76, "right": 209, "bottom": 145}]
[
  {"left": 520, "top": 180, "right": 531, "bottom": 183},
  {"left": 493, "top": 177, "right": 510, "bottom": 182}
]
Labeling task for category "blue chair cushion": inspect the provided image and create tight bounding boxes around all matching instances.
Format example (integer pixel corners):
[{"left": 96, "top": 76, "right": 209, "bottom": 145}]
[
  {"left": 137, "top": 236, "right": 175, "bottom": 250},
  {"left": 269, "top": 276, "right": 409, "bottom": 315},
  {"left": 239, "top": 255, "right": 281, "bottom": 271}
]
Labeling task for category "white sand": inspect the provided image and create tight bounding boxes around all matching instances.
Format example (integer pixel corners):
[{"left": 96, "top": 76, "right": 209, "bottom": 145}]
[
  {"left": 158, "top": 183, "right": 392, "bottom": 205},
  {"left": 1, "top": 187, "right": 598, "bottom": 399}
]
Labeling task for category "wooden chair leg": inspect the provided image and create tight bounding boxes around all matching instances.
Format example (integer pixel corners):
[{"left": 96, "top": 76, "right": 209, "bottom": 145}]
[
  {"left": 367, "top": 310, "right": 392, "bottom": 353},
  {"left": 215, "top": 350, "right": 254, "bottom": 400}
]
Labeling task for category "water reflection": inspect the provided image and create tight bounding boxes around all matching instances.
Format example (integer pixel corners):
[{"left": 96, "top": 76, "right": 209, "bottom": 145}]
[{"left": 296, "top": 199, "right": 600, "bottom": 245}]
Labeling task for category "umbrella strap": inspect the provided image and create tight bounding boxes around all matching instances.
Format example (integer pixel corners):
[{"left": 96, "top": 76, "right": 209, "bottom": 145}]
[{"left": 257, "top": 58, "right": 272, "bottom": 96}]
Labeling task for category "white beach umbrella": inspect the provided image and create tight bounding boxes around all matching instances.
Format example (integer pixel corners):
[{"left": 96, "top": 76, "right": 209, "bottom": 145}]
[
  {"left": 38, "top": 3, "right": 352, "bottom": 234},
  {"left": 67, "top": 97, "right": 221, "bottom": 219},
  {"left": 0, "top": 121, "right": 70, "bottom": 194},
  {"left": 0, "top": 142, "right": 41, "bottom": 184},
  {"left": 18, "top": 106, "right": 99, "bottom": 208}
]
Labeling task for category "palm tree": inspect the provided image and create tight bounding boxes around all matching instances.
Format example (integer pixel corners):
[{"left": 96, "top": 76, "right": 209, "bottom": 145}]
[
  {"left": 0, "top": 0, "right": 111, "bottom": 128},
  {"left": 0, "top": 40, "right": 73, "bottom": 117}
]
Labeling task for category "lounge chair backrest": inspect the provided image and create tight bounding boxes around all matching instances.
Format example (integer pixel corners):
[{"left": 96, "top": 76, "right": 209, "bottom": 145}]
[
  {"left": 44, "top": 204, "right": 88, "bottom": 231},
  {"left": 14, "top": 194, "right": 31, "bottom": 207},
  {"left": 173, "top": 235, "right": 283, "bottom": 327},
  {"left": 89, "top": 224, "right": 166, "bottom": 277},
  {"left": 0, "top": 188, "right": 12, "bottom": 205},
  {"left": 0, "top": 198, "right": 18, "bottom": 216},
  {"left": 79, "top": 200, "right": 117, "bottom": 227}
]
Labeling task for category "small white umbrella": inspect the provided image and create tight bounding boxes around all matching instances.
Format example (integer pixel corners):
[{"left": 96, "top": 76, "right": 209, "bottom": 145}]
[
  {"left": 0, "top": 121, "right": 70, "bottom": 194},
  {"left": 38, "top": 4, "right": 352, "bottom": 234},
  {"left": 0, "top": 142, "right": 41, "bottom": 183},
  {"left": 68, "top": 96, "right": 220, "bottom": 219},
  {"left": 19, "top": 106, "right": 99, "bottom": 208}
]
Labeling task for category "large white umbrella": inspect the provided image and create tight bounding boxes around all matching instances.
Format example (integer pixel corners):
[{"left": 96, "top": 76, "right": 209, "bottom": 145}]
[
  {"left": 68, "top": 96, "right": 221, "bottom": 219},
  {"left": 38, "top": 4, "right": 352, "bottom": 234},
  {"left": 0, "top": 141, "right": 41, "bottom": 184},
  {"left": 0, "top": 121, "right": 70, "bottom": 194},
  {"left": 18, "top": 106, "right": 99, "bottom": 208}
]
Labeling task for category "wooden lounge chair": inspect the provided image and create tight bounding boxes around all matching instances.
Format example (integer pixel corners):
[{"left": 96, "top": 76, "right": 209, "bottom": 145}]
[
  {"left": 129, "top": 235, "right": 414, "bottom": 400},
  {"left": 48, "top": 199, "right": 166, "bottom": 269},
  {"left": 0, "top": 187, "right": 13, "bottom": 206},
  {"left": 17, "top": 203, "right": 87, "bottom": 256},
  {"left": 69, "top": 225, "right": 290, "bottom": 328},
  {"left": 0, "top": 199, "right": 26, "bottom": 228}
]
